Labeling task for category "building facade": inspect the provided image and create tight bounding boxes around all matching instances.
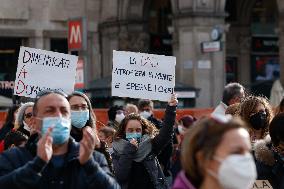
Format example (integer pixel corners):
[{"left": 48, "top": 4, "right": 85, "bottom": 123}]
[{"left": 0, "top": 0, "right": 283, "bottom": 108}]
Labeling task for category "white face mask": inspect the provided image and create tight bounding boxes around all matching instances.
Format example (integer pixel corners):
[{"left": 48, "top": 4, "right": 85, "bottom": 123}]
[
  {"left": 115, "top": 113, "right": 125, "bottom": 124},
  {"left": 178, "top": 125, "right": 186, "bottom": 135},
  {"left": 140, "top": 111, "right": 151, "bottom": 119},
  {"left": 207, "top": 154, "right": 257, "bottom": 189},
  {"left": 23, "top": 121, "right": 31, "bottom": 132}
]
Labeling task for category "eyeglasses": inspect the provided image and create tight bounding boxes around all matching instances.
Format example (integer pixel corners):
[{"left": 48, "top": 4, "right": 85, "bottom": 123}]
[
  {"left": 71, "top": 104, "right": 89, "bottom": 111},
  {"left": 24, "top": 112, "right": 33, "bottom": 119}
]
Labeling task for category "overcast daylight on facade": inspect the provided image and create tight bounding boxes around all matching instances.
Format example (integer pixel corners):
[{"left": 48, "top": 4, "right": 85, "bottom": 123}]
[{"left": 0, "top": 0, "right": 282, "bottom": 108}]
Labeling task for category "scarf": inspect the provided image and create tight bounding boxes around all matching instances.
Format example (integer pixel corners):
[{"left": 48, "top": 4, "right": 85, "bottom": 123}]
[{"left": 113, "top": 134, "right": 152, "bottom": 162}]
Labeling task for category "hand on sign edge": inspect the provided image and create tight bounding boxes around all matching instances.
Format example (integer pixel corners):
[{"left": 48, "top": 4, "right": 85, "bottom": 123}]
[{"left": 168, "top": 93, "right": 178, "bottom": 106}]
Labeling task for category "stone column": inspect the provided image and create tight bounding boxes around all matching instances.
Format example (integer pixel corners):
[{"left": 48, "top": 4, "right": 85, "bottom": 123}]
[
  {"left": 173, "top": 15, "right": 226, "bottom": 107},
  {"left": 238, "top": 28, "right": 251, "bottom": 86}
]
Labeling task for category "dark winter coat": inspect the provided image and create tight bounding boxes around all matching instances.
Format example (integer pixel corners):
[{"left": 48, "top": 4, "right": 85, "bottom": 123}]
[
  {"left": 254, "top": 136, "right": 284, "bottom": 189},
  {"left": 0, "top": 136, "right": 120, "bottom": 189},
  {"left": 71, "top": 128, "right": 114, "bottom": 173},
  {"left": 148, "top": 113, "right": 173, "bottom": 177},
  {"left": 112, "top": 105, "right": 176, "bottom": 189}
]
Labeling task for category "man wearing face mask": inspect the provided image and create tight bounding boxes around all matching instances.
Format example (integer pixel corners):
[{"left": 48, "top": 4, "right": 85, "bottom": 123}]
[
  {"left": 107, "top": 106, "right": 125, "bottom": 131},
  {"left": 138, "top": 99, "right": 163, "bottom": 129},
  {"left": 0, "top": 90, "right": 120, "bottom": 189}
]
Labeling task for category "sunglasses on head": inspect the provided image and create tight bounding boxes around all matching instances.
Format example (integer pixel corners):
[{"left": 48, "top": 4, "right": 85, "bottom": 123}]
[{"left": 24, "top": 112, "right": 33, "bottom": 118}]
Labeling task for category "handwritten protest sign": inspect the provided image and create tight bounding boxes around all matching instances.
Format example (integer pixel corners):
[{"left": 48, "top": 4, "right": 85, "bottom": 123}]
[
  {"left": 14, "top": 47, "right": 78, "bottom": 98},
  {"left": 252, "top": 180, "right": 273, "bottom": 189},
  {"left": 112, "top": 50, "right": 176, "bottom": 102}
]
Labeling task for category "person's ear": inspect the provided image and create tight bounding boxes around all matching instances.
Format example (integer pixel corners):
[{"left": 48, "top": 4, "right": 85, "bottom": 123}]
[
  {"left": 196, "top": 151, "right": 212, "bottom": 175},
  {"left": 196, "top": 151, "right": 205, "bottom": 172}
]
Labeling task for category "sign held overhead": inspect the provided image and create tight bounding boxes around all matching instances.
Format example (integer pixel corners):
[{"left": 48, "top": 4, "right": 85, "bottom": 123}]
[
  {"left": 14, "top": 46, "right": 78, "bottom": 98},
  {"left": 112, "top": 50, "right": 176, "bottom": 102}
]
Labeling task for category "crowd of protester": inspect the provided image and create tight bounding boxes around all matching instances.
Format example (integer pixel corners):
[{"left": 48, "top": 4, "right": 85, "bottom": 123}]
[{"left": 0, "top": 82, "right": 284, "bottom": 188}]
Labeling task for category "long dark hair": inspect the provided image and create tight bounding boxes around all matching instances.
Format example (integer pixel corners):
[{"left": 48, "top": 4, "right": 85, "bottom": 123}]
[
  {"left": 114, "top": 113, "right": 158, "bottom": 140},
  {"left": 67, "top": 91, "right": 96, "bottom": 128}
]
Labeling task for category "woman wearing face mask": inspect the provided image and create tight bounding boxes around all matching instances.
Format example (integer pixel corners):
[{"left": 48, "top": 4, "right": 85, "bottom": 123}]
[
  {"left": 14, "top": 102, "right": 35, "bottom": 137},
  {"left": 173, "top": 115, "right": 257, "bottom": 189},
  {"left": 238, "top": 96, "right": 273, "bottom": 146},
  {"left": 112, "top": 94, "right": 177, "bottom": 189},
  {"left": 254, "top": 113, "right": 284, "bottom": 188},
  {"left": 67, "top": 91, "right": 114, "bottom": 173}
]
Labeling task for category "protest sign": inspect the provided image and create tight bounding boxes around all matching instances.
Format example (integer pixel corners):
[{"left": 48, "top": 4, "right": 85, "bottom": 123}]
[
  {"left": 252, "top": 180, "right": 273, "bottom": 189},
  {"left": 112, "top": 50, "right": 176, "bottom": 102},
  {"left": 14, "top": 46, "right": 78, "bottom": 98}
]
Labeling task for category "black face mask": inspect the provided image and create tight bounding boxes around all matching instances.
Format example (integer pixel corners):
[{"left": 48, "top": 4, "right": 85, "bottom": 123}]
[{"left": 249, "top": 111, "right": 267, "bottom": 130}]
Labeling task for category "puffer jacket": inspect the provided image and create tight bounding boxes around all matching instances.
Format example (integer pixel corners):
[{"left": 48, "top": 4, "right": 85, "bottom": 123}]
[
  {"left": 254, "top": 135, "right": 284, "bottom": 189},
  {"left": 0, "top": 136, "right": 120, "bottom": 189},
  {"left": 112, "top": 105, "right": 176, "bottom": 189}
]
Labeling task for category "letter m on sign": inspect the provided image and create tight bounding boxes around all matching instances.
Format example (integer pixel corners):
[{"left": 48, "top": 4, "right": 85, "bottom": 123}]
[{"left": 68, "top": 20, "right": 83, "bottom": 50}]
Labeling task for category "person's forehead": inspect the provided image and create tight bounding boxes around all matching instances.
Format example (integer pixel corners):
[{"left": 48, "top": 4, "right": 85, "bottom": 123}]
[
  {"left": 69, "top": 95, "right": 87, "bottom": 105},
  {"left": 37, "top": 93, "right": 69, "bottom": 109},
  {"left": 219, "top": 128, "right": 250, "bottom": 150},
  {"left": 127, "top": 120, "right": 142, "bottom": 128}
]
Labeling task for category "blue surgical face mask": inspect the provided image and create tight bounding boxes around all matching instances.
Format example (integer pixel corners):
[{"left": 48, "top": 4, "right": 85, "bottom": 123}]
[
  {"left": 71, "top": 110, "right": 89, "bottom": 128},
  {"left": 41, "top": 117, "right": 71, "bottom": 145},
  {"left": 126, "top": 132, "right": 142, "bottom": 142}
]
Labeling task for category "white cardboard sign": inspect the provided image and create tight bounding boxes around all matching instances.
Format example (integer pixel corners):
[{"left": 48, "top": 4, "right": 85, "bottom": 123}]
[
  {"left": 252, "top": 180, "right": 273, "bottom": 189},
  {"left": 112, "top": 50, "right": 176, "bottom": 102},
  {"left": 14, "top": 46, "right": 78, "bottom": 98}
]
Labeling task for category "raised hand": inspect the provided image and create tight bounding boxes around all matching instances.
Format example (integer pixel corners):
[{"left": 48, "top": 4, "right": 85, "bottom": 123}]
[
  {"left": 79, "top": 126, "right": 96, "bottom": 165},
  {"left": 168, "top": 93, "right": 178, "bottom": 106},
  {"left": 129, "top": 138, "right": 138, "bottom": 148},
  {"left": 37, "top": 127, "right": 53, "bottom": 162}
]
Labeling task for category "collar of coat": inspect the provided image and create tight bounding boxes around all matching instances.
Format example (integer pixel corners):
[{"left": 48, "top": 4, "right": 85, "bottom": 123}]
[{"left": 254, "top": 135, "right": 275, "bottom": 166}]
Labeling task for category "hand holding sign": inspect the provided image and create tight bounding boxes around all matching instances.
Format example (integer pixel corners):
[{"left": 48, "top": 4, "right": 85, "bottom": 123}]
[{"left": 168, "top": 93, "right": 178, "bottom": 106}]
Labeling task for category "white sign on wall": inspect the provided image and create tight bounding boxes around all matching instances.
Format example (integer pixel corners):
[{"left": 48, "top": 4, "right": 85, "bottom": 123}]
[
  {"left": 112, "top": 50, "right": 176, "bottom": 102},
  {"left": 198, "top": 60, "right": 211, "bottom": 69},
  {"left": 14, "top": 46, "right": 78, "bottom": 98}
]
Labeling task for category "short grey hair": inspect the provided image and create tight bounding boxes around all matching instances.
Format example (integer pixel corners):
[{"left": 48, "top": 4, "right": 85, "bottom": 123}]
[{"left": 15, "top": 102, "right": 34, "bottom": 129}]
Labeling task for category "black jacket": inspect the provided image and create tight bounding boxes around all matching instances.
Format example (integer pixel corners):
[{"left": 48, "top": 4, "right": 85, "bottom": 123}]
[
  {"left": 254, "top": 136, "right": 284, "bottom": 189},
  {"left": 148, "top": 114, "right": 173, "bottom": 177},
  {"left": 0, "top": 137, "right": 120, "bottom": 189},
  {"left": 71, "top": 128, "right": 114, "bottom": 173},
  {"left": 112, "top": 105, "right": 176, "bottom": 189}
]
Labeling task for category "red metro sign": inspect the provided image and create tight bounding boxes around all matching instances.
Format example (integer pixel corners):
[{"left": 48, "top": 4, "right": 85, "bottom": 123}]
[{"left": 68, "top": 20, "right": 83, "bottom": 50}]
